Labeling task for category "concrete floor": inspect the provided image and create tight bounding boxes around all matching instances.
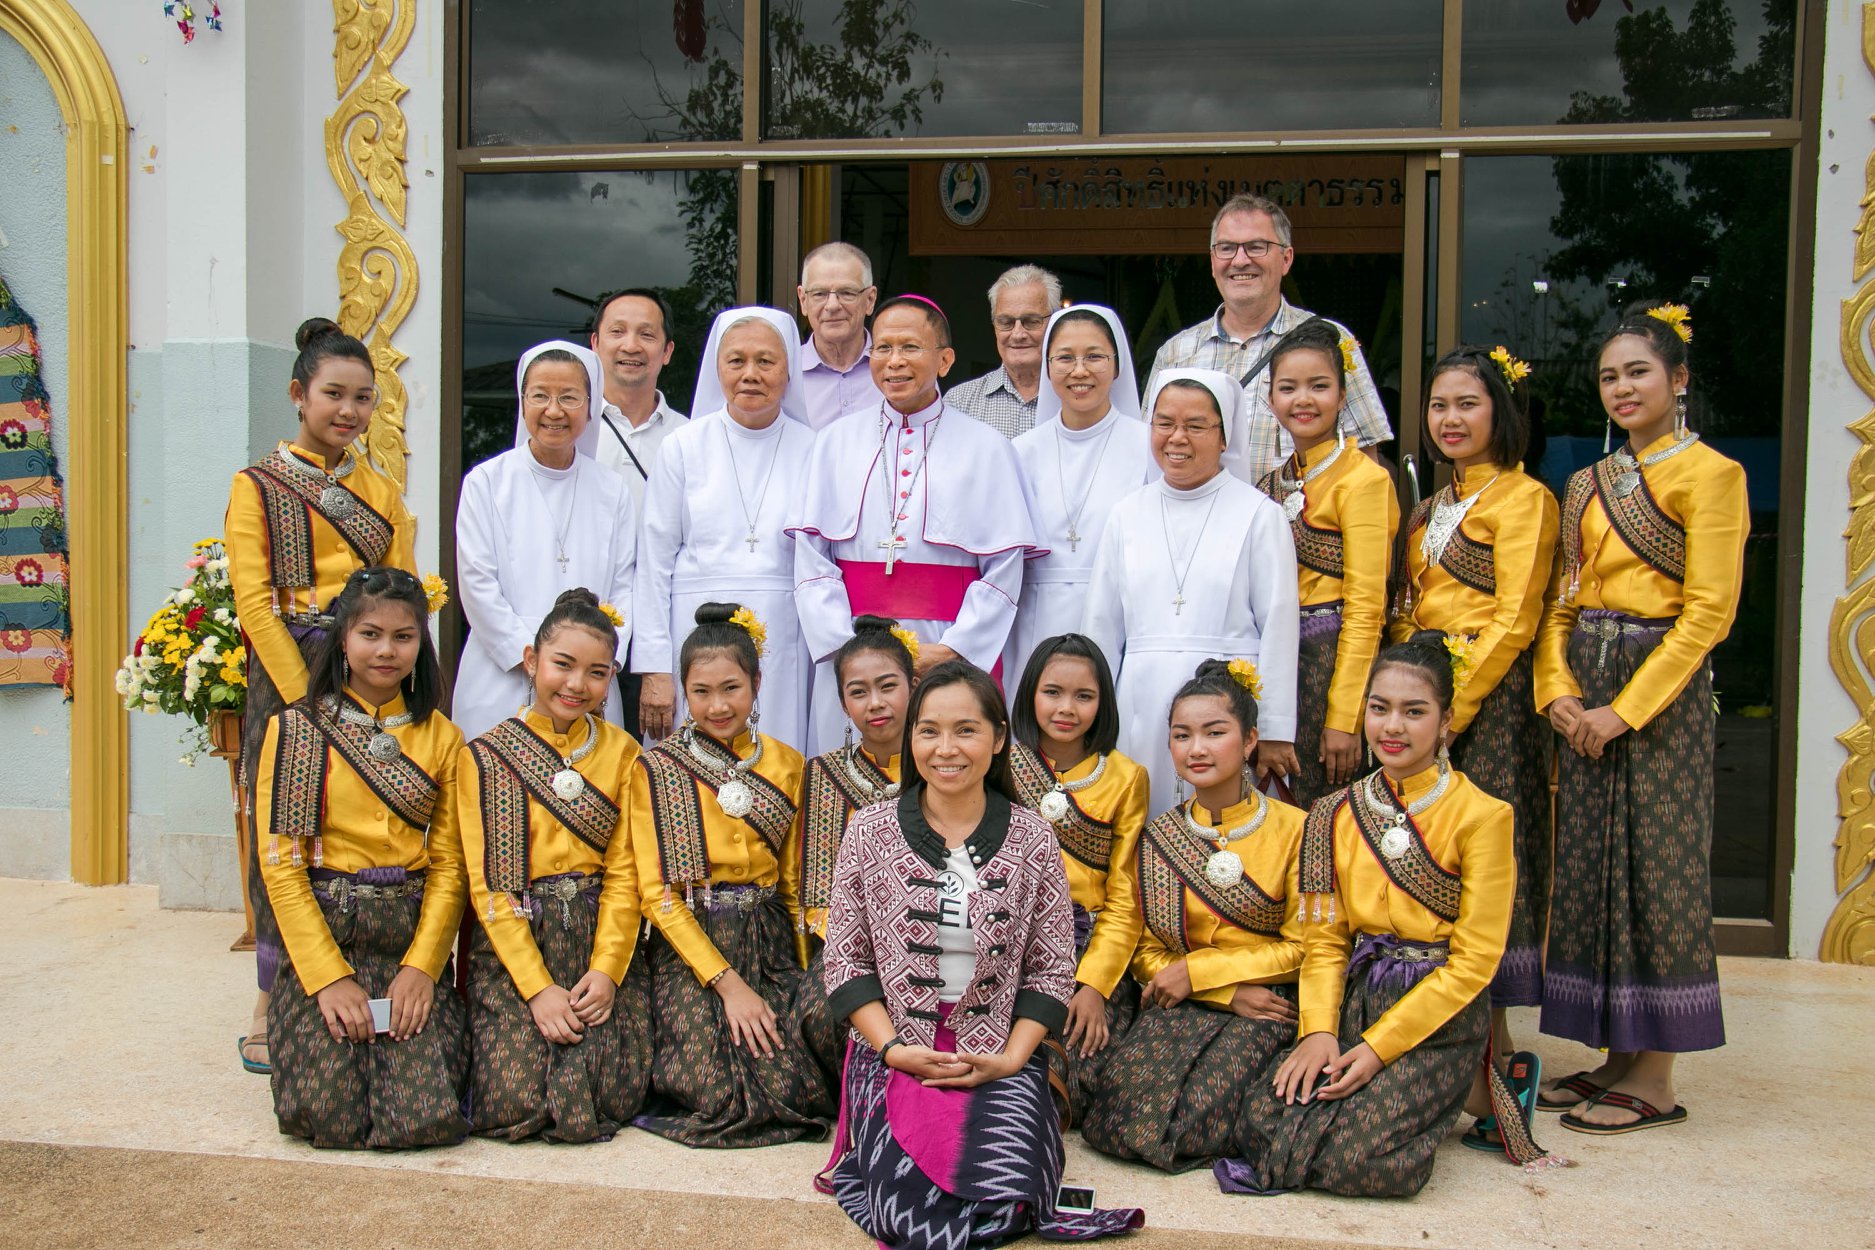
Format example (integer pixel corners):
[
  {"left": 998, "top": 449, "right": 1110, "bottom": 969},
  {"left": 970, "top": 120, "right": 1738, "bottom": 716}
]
[{"left": 4, "top": 878, "right": 1872, "bottom": 1250}]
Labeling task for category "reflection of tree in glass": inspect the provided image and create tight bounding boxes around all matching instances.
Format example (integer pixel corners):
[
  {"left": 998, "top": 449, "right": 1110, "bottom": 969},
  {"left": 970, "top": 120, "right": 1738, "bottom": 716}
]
[{"left": 1538, "top": 0, "right": 1792, "bottom": 439}]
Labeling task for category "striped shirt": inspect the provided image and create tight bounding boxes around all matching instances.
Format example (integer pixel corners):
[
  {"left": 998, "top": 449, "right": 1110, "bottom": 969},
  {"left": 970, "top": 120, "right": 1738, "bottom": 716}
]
[{"left": 945, "top": 365, "right": 1039, "bottom": 439}]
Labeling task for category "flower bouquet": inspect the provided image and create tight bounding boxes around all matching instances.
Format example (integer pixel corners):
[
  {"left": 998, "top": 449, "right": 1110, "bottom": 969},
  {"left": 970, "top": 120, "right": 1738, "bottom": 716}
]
[{"left": 114, "top": 539, "right": 246, "bottom": 764}]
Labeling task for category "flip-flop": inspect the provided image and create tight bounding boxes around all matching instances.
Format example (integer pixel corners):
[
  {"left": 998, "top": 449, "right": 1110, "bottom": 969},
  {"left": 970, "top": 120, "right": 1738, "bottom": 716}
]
[
  {"left": 1559, "top": 1088, "right": 1687, "bottom": 1135},
  {"left": 1459, "top": 1116, "right": 1502, "bottom": 1151},
  {"left": 1537, "top": 1069, "right": 1603, "bottom": 1112},
  {"left": 1462, "top": 1051, "right": 1542, "bottom": 1153},
  {"left": 238, "top": 1034, "right": 271, "bottom": 1076}
]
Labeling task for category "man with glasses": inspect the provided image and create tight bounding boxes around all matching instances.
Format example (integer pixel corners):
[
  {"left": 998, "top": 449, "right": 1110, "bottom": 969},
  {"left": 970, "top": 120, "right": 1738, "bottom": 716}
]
[
  {"left": 797, "top": 241, "right": 884, "bottom": 429},
  {"left": 946, "top": 264, "right": 1062, "bottom": 438},
  {"left": 1144, "top": 195, "right": 1392, "bottom": 480}
]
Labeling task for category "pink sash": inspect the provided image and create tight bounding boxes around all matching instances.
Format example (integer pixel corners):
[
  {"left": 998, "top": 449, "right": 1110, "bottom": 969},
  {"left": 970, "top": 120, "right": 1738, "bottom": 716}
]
[{"left": 837, "top": 559, "right": 977, "bottom": 623}]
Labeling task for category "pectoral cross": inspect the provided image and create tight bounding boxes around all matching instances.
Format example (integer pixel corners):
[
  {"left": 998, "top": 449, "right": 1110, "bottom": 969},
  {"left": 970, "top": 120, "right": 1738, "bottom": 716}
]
[
  {"left": 744, "top": 529, "right": 760, "bottom": 554},
  {"left": 1172, "top": 591, "right": 1186, "bottom": 616},
  {"left": 1066, "top": 526, "right": 1082, "bottom": 553},
  {"left": 879, "top": 533, "right": 907, "bottom": 574},
  {"left": 557, "top": 552, "right": 570, "bottom": 573}
]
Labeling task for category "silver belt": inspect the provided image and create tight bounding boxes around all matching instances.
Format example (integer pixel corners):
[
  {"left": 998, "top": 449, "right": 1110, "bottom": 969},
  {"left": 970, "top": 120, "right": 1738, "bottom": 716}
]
[
  {"left": 534, "top": 872, "right": 602, "bottom": 929},
  {"left": 313, "top": 876, "right": 424, "bottom": 913},
  {"left": 1576, "top": 615, "right": 1670, "bottom": 669},
  {"left": 698, "top": 882, "right": 776, "bottom": 914},
  {"left": 282, "top": 611, "right": 336, "bottom": 629},
  {"left": 1299, "top": 604, "right": 1343, "bottom": 618}
]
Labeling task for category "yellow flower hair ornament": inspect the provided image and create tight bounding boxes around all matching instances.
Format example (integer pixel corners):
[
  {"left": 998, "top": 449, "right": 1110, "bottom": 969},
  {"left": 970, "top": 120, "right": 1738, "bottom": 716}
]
[
  {"left": 1444, "top": 633, "right": 1476, "bottom": 694},
  {"left": 421, "top": 573, "right": 449, "bottom": 615},
  {"left": 1227, "top": 658, "right": 1265, "bottom": 702},
  {"left": 1338, "top": 335, "right": 1360, "bottom": 376},
  {"left": 1646, "top": 303, "right": 1693, "bottom": 343},
  {"left": 729, "top": 606, "right": 767, "bottom": 657},
  {"left": 1488, "top": 345, "right": 1532, "bottom": 387},
  {"left": 889, "top": 625, "right": 920, "bottom": 665},
  {"left": 597, "top": 601, "right": 625, "bottom": 628}
]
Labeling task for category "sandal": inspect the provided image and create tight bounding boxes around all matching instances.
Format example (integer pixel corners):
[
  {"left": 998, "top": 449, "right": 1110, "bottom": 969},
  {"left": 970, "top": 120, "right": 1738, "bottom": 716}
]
[
  {"left": 1462, "top": 1050, "right": 1541, "bottom": 1153},
  {"left": 1460, "top": 1116, "right": 1502, "bottom": 1151},
  {"left": 1536, "top": 1069, "right": 1604, "bottom": 1112},
  {"left": 238, "top": 1031, "right": 271, "bottom": 1075},
  {"left": 1560, "top": 1088, "right": 1687, "bottom": 1136}
]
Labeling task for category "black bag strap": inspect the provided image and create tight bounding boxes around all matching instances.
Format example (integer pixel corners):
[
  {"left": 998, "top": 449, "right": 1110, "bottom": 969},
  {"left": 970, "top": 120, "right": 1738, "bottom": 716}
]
[{"left": 600, "top": 413, "right": 650, "bottom": 480}]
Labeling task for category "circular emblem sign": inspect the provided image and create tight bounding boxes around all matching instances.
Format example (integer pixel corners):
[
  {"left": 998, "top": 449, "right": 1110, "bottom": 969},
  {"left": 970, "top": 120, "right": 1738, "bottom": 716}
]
[{"left": 939, "top": 161, "right": 991, "bottom": 227}]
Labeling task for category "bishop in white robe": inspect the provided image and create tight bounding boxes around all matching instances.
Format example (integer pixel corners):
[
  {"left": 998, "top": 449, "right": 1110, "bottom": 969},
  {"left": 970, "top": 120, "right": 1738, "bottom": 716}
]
[{"left": 1081, "top": 369, "right": 1299, "bottom": 812}]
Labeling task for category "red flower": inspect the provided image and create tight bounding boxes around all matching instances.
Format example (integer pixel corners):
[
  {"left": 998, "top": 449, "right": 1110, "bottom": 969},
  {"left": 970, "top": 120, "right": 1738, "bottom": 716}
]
[
  {"left": 0, "top": 487, "right": 17, "bottom": 515},
  {"left": 0, "top": 629, "right": 30, "bottom": 654},
  {"left": 184, "top": 606, "right": 206, "bottom": 632},
  {"left": 13, "top": 558, "right": 43, "bottom": 587},
  {"left": 133, "top": 635, "right": 144, "bottom": 656}
]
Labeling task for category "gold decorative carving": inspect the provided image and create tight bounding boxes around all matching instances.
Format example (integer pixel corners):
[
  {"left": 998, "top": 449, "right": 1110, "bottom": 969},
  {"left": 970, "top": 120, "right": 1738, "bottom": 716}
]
[
  {"left": 1822, "top": 3, "right": 1875, "bottom": 963},
  {"left": 327, "top": 0, "right": 418, "bottom": 492}
]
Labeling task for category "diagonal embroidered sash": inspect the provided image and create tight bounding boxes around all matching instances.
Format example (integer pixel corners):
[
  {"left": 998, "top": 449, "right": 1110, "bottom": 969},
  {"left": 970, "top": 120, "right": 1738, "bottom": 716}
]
[
  {"left": 1135, "top": 810, "right": 1286, "bottom": 956},
  {"left": 304, "top": 703, "right": 439, "bottom": 831},
  {"left": 1256, "top": 469, "right": 1347, "bottom": 580},
  {"left": 242, "top": 453, "right": 395, "bottom": 591},
  {"left": 644, "top": 734, "right": 797, "bottom": 892},
  {"left": 1408, "top": 487, "right": 1496, "bottom": 596},
  {"left": 1296, "top": 789, "right": 1345, "bottom": 919},
  {"left": 470, "top": 718, "right": 621, "bottom": 896},
  {"left": 1008, "top": 742, "right": 1115, "bottom": 871},
  {"left": 1347, "top": 779, "right": 1461, "bottom": 923},
  {"left": 1591, "top": 456, "right": 1686, "bottom": 583},
  {"left": 268, "top": 707, "right": 330, "bottom": 843},
  {"left": 799, "top": 749, "right": 891, "bottom": 914}
]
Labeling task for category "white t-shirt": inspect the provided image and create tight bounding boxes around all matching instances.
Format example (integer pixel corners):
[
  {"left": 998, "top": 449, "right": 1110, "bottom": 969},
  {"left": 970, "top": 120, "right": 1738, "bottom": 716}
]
[{"left": 935, "top": 845, "right": 979, "bottom": 1002}]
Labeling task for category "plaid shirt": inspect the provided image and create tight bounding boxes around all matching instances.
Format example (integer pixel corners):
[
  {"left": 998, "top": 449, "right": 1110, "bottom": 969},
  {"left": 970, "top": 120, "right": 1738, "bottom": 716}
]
[
  {"left": 1144, "top": 300, "right": 1393, "bottom": 480},
  {"left": 945, "top": 365, "right": 1038, "bottom": 439}
]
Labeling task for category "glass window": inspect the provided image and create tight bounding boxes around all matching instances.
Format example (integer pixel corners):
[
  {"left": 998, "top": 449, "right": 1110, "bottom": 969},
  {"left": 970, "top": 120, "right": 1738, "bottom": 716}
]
[
  {"left": 468, "top": 0, "right": 745, "bottom": 146},
  {"left": 764, "top": 0, "right": 1081, "bottom": 139},
  {"left": 1460, "top": 150, "right": 1790, "bottom": 920},
  {"left": 1461, "top": 0, "right": 1795, "bottom": 127},
  {"left": 460, "top": 169, "right": 738, "bottom": 474},
  {"left": 1101, "top": 1, "right": 1442, "bottom": 134}
]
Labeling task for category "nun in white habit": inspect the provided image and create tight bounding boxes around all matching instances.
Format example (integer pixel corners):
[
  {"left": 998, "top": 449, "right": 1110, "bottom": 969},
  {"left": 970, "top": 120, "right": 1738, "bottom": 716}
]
[
  {"left": 454, "top": 340, "right": 635, "bottom": 741},
  {"left": 1006, "top": 304, "right": 1155, "bottom": 686},
  {"left": 1080, "top": 367, "right": 1300, "bottom": 812},
  {"left": 630, "top": 307, "right": 816, "bottom": 751}
]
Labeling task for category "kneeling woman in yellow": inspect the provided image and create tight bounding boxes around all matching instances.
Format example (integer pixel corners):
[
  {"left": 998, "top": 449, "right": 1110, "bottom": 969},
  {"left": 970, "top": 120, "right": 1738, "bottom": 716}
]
[
  {"left": 1005, "top": 633, "right": 1148, "bottom": 1121},
  {"left": 1216, "top": 634, "right": 1562, "bottom": 1199},
  {"left": 631, "top": 603, "right": 834, "bottom": 1147},
  {"left": 790, "top": 614, "right": 915, "bottom": 1079},
  {"left": 257, "top": 567, "right": 467, "bottom": 1149},
  {"left": 1080, "top": 659, "right": 1305, "bottom": 1172},
  {"left": 460, "top": 588, "right": 649, "bottom": 1143}
]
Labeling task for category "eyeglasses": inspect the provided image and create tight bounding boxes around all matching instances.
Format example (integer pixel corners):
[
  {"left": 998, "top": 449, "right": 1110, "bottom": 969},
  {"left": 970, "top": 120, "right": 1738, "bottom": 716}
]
[
  {"left": 1149, "top": 418, "right": 1222, "bottom": 437},
  {"left": 803, "top": 287, "right": 871, "bottom": 305},
  {"left": 992, "top": 314, "right": 1050, "bottom": 333},
  {"left": 525, "top": 391, "right": 587, "bottom": 411},
  {"left": 1048, "top": 351, "right": 1114, "bottom": 371},
  {"left": 873, "top": 343, "right": 928, "bottom": 360},
  {"left": 1210, "top": 239, "right": 1289, "bottom": 261}
]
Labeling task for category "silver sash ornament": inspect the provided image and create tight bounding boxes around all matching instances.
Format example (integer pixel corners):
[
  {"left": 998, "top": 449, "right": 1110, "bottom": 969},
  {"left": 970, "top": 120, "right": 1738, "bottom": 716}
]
[
  {"left": 325, "top": 696, "right": 415, "bottom": 765},
  {"left": 1420, "top": 472, "right": 1499, "bottom": 567},
  {"left": 685, "top": 724, "right": 765, "bottom": 819},
  {"left": 1610, "top": 432, "right": 1700, "bottom": 499},
  {"left": 1181, "top": 789, "right": 1269, "bottom": 889},
  {"left": 1039, "top": 752, "right": 1107, "bottom": 827},
  {"left": 1274, "top": 436, "right": 1345, "bottom": 524},
  {"left": 526, "top": 708, "right": 600, "bottom": 802},
  {"left": 1363, "top": 758, "right": 1452, "bottom": 860}
]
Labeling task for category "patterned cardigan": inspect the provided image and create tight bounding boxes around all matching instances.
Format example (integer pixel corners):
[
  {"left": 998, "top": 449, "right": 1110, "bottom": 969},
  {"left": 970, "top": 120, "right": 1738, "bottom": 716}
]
[{"left": 822, "top": 786, "right": 1075, "bottom": 1054}]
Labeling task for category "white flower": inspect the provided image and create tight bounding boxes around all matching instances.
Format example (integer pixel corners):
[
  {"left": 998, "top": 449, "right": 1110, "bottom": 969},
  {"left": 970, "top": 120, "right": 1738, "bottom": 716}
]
[
  {"left": 179, "top": 755, "right": 196, "bottom": 768},
  {"left": 174, "top": 588, "right": 194, "bottom": 605},
  {"left": 140, "top": 653, "right": 160, "bottom": 672},
  {"left": 141, "top": 691, "right": 158, "bottom": 704},
  {"left": 213, "top": 608, "right": 232, "bottom": 625}
]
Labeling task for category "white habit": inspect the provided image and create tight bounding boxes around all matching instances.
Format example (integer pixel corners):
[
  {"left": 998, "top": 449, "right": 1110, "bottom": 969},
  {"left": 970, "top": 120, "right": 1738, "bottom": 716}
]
[
  {"left": 790, "top": 396, "right": 1044, "bottom": 754},
  {"left": 1081, "top": 471, "right": 1299, "bottom": 812}
]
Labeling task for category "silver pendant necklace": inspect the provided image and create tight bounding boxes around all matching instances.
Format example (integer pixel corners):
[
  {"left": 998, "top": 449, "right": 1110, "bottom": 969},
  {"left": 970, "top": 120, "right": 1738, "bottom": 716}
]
[
  {"left": 1180, "top": 790, "right": 1269, "bottom": 889},
  {"left": 1610, "top": 432, "right": 1700, "bottom": 498},
  {"left": 685, "top": 724, "right": 765, "bottom": 818},
  {"left": 1159, "top": 485, "right": 1223, "bottom": 616},
  {"left": 839, "top": 743, "right": 900, "bottom": 804},
  {"left": 323, "top": 695, "right": 414, "bottom": 763},
  {"left": 1038, "top": 751, "right": 1106, "bottom": 824},
  {"left": 526, "top": 455, "right": 581, "bottom": 575},
  {"left": 875, "top": 405, "right": 941, "bottom": 575},
  {"left": 519, "top": 707, "right": 600, "bottom": 800},
  {"left": 1420, "top": 471, "right": 1500, "bottom": 567},
  {"left": 1054, "top": 416, "right": 1116, "bottom": 553},
  {"left": 1361, "top": 759, "right": 1452, "bottom": 860},
  {"left": 722, "top": 419, "right": 783, "bottom": 554},
  {"left": 278, "top": 445, "right": 358, "bottom": 517},
  {"left": 1273, "top": 435, "right": 1346, "bottom": 523}
]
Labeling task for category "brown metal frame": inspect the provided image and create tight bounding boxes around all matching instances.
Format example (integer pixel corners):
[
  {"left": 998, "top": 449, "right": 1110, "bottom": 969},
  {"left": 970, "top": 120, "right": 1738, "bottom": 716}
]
[{"left": 439, "top": 0, "right": 1822, "bottom": 955}]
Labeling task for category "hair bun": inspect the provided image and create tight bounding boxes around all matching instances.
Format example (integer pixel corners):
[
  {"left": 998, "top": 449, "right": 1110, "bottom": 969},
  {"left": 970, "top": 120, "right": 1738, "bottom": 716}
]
[
  {"left": 555, "top": 587, "right": 601, "bottom": 610},
  {"left": 295, "top": 316, "right": 345, "bottom": 352},
  {"left": 852, "top": 614, "right": 900, "bottom": 634},
  {"left": 694, "top": 601, "right": 740, "bottom": 626},
  {"left": 1192, "top": 658, "right": 1231, "bottom": 681}
]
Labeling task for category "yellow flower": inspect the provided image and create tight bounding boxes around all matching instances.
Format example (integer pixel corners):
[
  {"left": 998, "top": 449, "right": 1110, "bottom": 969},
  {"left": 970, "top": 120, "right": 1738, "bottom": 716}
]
[
  {"left": 889, "top": 625, "right": 920, "bottom": 665},
  {"left": 1444, "top": 633, "right": 1477, "bottom": 693},
  {"left": 219, "top": 662, "right": 244, "bottom": 686},
  {"left": 597, "top": 601, "right": 625, "bottom": 628},
  {"left": 1337, "top": 335, "right": 1360, "bottom": 376},
  {"left": 1226, "top": 658, "right": 1264, "bottom": 702},
  {"left": 1488, "top": 345, "right": 1532, "bottom": 386},
  {"left": 421, "top": 573, "right": 450, "bottom": 615},
  {"left": 729, "top": 606, "right": 767, "bottom": 658},
  {"left": 1646, "top": 303, "right": 1693, "bottom": 343}
]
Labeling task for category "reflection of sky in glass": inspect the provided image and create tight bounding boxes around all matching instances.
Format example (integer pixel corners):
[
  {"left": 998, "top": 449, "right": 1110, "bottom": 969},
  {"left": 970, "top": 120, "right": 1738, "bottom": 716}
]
[
  {"left": 1459, "top": 157, "right": 1599, "bottom": 357},
  {"left": 1461, "top": 0, "right": 1785, "bottom": 126},
  {"left": 469, "top": 0, "right": 745, "bottom": 145},
  {"left": 1102, "top": 1, "right": 1442, "bottom": 134},
  {"left": 768, "top": 0, "right": 1081, "bottom": 138}
]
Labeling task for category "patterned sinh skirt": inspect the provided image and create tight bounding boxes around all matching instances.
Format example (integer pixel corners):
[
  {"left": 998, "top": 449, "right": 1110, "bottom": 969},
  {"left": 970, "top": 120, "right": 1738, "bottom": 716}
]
[
  {"left": 827, "top": 1008, "right": 1146, "bottom": 1248},
  {"left": 634, "top": 888, "right": 835, "bottom": 1148},
  {"left": 1291, "top": 606, "right": 1345, "bottom": 810},
  {"left": 1448, "top": 646, "right": 1551, "bottom": 1007},
  {"left": 1217, "top": 934, "right": 1486, "bottom": 1198},
  {"left": 466, "top": 872, "right": 652, "bottom": 1143},
  {"left": 268, "top": 869, "right": 470, "bottom": 1150},
  {"left": 1049, "top": 904, "right": 1142, "bottom": 1128},
  {"left": 1079, "top": 984, "right": 1297, "bottom": 1173},
  {"left": 796, "top": 939, "right": 851, "bottom": 1095},
  {"left": 1541, "top": 612, "right": 1724, "bottom": 1053},
  {"left": 243, "top": 626, "right": 327, "bottom": 994}
]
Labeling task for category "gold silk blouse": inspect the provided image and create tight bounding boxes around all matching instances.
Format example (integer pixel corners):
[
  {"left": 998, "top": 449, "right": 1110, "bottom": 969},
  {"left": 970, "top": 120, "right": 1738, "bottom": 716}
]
[
  {"left": 786, "top": 748, "right": 900, "bottom": 946},
  {"left": 629, "top": 731, "right": 806, "bottom": 986},
  {"left": 225, "top": 442, "right": 418, "bottom": 706},
  {"left": 256, "top": 691, "right": 466, "bottom": 997},
  {"left": 459, "top": 711, "right": 643, "bottom": 1002},
  {"left": 1395, "top": 463, "right": 1559, "bottom": 734},
  {"left": 1130, "top": 794, "right": 1306, "bottom": 1008},
  {"left": 1287, "top": 440, "right": 1400, "bottom": 734},
  {"left": 1297, "top": 766, "right": 1513, "bottom": 1065},
  {"left": 1534, "top": 436, "right": 1748, "bottom": 729},
  {"left": 1047, "top": 749, "right": 1150, "bottom": 1000}
]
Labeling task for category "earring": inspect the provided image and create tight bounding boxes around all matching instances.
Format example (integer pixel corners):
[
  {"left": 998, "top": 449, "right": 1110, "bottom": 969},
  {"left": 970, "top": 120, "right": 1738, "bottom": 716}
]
[
  {"left": 403, "top": 671, "right": 415, "bottom": 695},
  {"left": 342, "top": 656, "right": 350, "bottom": 685},
  {"left": 1438, "top": 736, "right": 1451, "bottom": 768},
  {"left": 1602, "top": 419, "right": 1613, "bottom": 455},
  {"left": 749, "top": 699, "right": 762, "bottom": 728},
  {"left": 597, "top": 693, "right": 608, "bottom": 719},
  {"left": 1176, "top": 776, "right": 1189, "bottom": 804},
  {"left": 1674, "top": 390, "right": 1688, "bottom": 439},
  {"left": 1241, "top": 761, "right": 1256, "bottom": 798},
  {"left": 843, "top": 722, "right": 854, "bottom": 750}
]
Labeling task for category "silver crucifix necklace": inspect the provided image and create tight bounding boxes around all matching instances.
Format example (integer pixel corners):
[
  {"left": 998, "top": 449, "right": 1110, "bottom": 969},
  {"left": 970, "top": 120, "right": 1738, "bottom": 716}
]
[{"left": 875, "top": 406, "right": 940, "bottom": 575}]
